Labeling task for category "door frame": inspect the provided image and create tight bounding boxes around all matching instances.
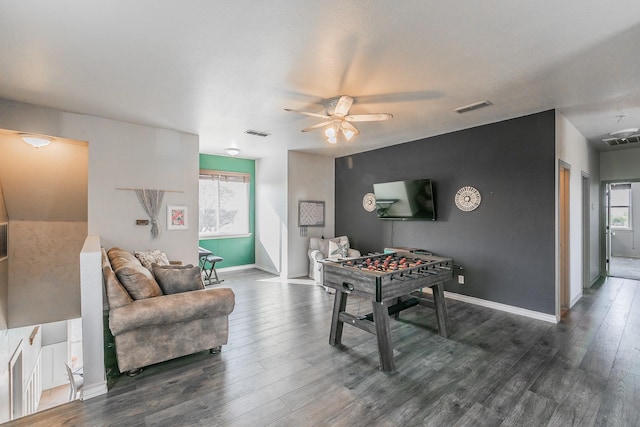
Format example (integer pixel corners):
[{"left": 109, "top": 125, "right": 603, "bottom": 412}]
[
  {"left": 558, "top": 161, "right": 571, "bottom": 316},
  {"left": 582, "top": 172, "right": 591, "bottom": 288},
  {"left": 602, "top": 178, "right": 640, "bottom": 277}
]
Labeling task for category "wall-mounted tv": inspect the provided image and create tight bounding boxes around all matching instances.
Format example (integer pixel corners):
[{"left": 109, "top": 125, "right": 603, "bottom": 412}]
[{"left": 373, "top": 179, "right": 435, "bottom": 220}]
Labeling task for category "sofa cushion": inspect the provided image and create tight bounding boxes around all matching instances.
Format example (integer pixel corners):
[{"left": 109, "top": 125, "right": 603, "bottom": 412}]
[
  {"left": 107, "top": 247, "right": 163, "bottom": 299},
  {"left": 152, "top": 263, "right": 204, "bottom": 295},
  {"left": 102, "top": 248, "right": 133, "bottom": 309},
  {"left": 134, "top": 249, "right": 170, "bottom": 271}
]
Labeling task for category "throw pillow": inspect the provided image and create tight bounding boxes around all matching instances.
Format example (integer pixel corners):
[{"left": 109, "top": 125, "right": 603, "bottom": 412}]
[
  {"left": 152, "top": 263, "right": 204, "bottom": 295},
  {"left": 114, "top": 263, "right": 163, "bottom": 300},
  {"left": 134, "top": 250, "right": 170, "bottom": 271},
  {"left": 328, "top": 239, "right": 349, "bottom": 259}
]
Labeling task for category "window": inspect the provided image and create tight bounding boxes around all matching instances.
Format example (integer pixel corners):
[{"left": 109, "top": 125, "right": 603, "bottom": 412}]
[
  {"left": 610, "top": 183, "right": 632, "bottom": 229},
  {"left": 199, "top": 170, "right": 250, "bottom": 237}
]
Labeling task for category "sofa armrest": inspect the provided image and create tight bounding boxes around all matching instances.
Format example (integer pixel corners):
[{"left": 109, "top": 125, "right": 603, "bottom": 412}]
[
  {"left": 109, "top": 287, "right": 235, "bottom": 335},
  {"left": 309, "top": 249, "right": 324, "bottom": 262}
]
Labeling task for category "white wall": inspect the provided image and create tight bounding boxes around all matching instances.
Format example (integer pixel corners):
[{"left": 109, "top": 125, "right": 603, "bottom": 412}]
[
  {"left": 0, "top": 98, "right": 200, "bottom": 266},
  {"left": 287, "top": 152, "right": 335, "bottom": 278},
  {"left": 601, "top": 147, "right": 640, "bottom": 181},
  {"left": 8, "top": 221, "right": 87, "bottom": 328},
  {"left": 0, "top": 98, "right": 200, "bottom": 409},
  {"left": 556, "top": 111, "right": 600, "bottom": 310},
  {"left": 255, "top": 151, "right": 288, "bottom": 275}
]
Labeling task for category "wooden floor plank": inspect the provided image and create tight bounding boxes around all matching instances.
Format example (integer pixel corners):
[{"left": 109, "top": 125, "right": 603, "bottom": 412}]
[{"left": 6, "top": 273, "right": 640, "bottom": 427}]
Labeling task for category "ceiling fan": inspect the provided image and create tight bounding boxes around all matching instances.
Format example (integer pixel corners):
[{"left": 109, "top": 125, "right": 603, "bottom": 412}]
[{"left": 285, "top": 95, "right": 393, "bottom": 144}]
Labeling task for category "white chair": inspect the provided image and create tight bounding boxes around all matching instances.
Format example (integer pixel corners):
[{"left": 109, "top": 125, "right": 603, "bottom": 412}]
[
  {"left": 308, "top": 236, "right": 361, "bottom": 286},
  {"left": 65, "top": 363, "right": 83, "bottom": 401}
]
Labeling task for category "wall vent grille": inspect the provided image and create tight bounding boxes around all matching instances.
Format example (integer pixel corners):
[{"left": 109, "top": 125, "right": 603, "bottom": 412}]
[
  {"left": 245, "top": 129, "right": 270, "bottom": 137},
  {"left": 454, "top": 100, "right": 493, "bottom": 114}
]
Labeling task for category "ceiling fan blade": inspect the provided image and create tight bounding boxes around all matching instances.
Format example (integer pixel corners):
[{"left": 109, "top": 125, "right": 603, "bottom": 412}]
[
  {"left": 284, "top": 109, "right": 331, "bottom": 119},
  {"left": 341, "top": 121, "right": 360, "bottom": 135},
  {"left": 301, "top": 121, "right": 332, "bottom": 132},
  {"left": 333, "top": 96, "right": 354, "bottom": 117},
  {"left": 345, "top": 113, "right": 393, "bottom": 122}
]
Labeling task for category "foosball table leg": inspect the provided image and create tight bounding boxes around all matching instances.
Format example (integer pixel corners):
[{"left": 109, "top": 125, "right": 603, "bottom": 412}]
[
  {"left": 431, "top": 282, "right": 451, "bottom": 338},
  {"left": 372, "top": 300, "right": 396, "bottom": 372},
  {"left": 330, "top": 290, "right": 348, "bottom": 346}
]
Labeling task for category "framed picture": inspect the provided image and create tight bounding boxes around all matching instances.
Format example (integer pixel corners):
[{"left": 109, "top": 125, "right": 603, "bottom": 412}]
[
  {"left": 167, "top": 205, "right": 188, "bottom": 230},
  {"left": 298, "top": 200, "right": 325, "bottom": 227}
]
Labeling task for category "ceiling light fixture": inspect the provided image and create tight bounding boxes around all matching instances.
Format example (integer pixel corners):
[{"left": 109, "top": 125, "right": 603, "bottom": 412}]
[
  {"left": 20, "top": 133, "right": 53, "bottom": 148},
  {"left": 609, "top": 128, "right": 639, "bottom": 139},
  {"left": 225, "top": 147, "right": 241, "bottom": 157}
]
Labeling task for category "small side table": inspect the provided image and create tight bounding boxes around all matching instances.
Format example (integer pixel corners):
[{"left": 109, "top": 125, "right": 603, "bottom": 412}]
[{"left": 198, "top": 247, "right": 224, "bottom": 285}]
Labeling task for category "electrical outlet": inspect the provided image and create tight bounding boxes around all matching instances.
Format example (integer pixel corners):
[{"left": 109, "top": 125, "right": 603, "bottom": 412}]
[{"left": 458, "top": 275, "right": 465, "bottom": 284}]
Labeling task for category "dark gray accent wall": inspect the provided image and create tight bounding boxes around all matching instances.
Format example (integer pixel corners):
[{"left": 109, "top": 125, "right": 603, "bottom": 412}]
[{"left": 335, "top": 110, "right": 556, "bottom": 314}]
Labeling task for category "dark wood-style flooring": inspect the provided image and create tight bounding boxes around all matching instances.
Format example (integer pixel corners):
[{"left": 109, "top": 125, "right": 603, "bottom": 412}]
[{"left": 4, "top": 269, "right": 640, "bottom": 426}]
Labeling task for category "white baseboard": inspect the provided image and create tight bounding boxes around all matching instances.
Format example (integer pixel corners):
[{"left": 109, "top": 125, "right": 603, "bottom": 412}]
[
  {"left": 217, "top": 264, "right": 256, "bottom": 273},
  {"left": 254, "top": 265, "right": 279, "bottom": 275},
  {"left": 444, "top": 291, "right": 558, "bottom": 323},
  {"left": 81, "top": 382, "right": 108, "bottom": 400},
  {"left": 570, "top": 291, "right": 583, "bottom": 308},
  {"left": 421, "top": 288, "right": 558, "bottom": 323}
]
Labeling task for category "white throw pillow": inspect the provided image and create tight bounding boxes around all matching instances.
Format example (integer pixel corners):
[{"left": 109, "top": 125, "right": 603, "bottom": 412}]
[{"left": 328, "top": 240, "right": 348, "bottom": 259}]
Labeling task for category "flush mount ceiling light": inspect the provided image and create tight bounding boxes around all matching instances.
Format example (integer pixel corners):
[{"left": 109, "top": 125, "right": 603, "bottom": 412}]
[
  {"left": 20, "top": 133, "right": 53, "bottom": 148},
  {"left": 225, "top": 147, "right": 241, "bottom": 157}
]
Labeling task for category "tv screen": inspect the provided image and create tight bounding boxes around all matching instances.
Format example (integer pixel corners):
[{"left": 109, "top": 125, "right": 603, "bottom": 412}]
[{"left": 373, "top": 179, "right": 435, "bottom": 220}]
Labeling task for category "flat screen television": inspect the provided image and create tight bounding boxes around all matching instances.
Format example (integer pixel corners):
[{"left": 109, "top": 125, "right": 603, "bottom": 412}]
[{"left": 373, "top": 179, "right": 435, "bottom": 220}]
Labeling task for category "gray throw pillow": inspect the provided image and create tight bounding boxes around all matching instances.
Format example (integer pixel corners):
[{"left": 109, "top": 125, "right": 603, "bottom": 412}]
[
  {"left": 114, "top": 264, "right": 163, "bottom": 300},
  {"left": 152, "top": 263, "right": 204, "bottom": 295}
]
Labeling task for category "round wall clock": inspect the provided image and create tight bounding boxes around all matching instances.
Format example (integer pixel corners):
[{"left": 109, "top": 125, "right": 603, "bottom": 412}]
[
  {"left": 455, "top": 186, "right": 481, "bottom": 212},
  {"left": 363, "top": 192, "right": 376, "bottom": 212}
]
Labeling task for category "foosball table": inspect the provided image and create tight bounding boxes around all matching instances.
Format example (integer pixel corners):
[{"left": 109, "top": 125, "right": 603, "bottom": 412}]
[{"left": 322, "top": 251, "right": 454, "bottom": 372}]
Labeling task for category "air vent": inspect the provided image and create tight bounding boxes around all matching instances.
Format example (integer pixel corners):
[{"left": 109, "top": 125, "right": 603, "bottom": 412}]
[
  {"left": 245, "top": 129, "right": 270, "bottom": 137},
  {"left": 602, "top": 135, "right": 640, "bottom": 146},
  {"left": 454, "top": 100, "right": 493, "bottom": 114}
]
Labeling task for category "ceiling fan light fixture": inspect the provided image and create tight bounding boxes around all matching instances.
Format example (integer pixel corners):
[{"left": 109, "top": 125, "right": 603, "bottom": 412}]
[
  {"left": 225, "top": 147, "right": 241, "bottom": 157},
  {"left": 324, "top": 127, "right": 336, "bottom": 139},
  {"left": 342, "top": 128, "right": 355, "bottom": 141},
  {"left": 20, "top": 133, "right": 52, "bottom": 148}
]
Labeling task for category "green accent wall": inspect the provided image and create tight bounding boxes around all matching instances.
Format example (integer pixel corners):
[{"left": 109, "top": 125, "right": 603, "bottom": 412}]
[{"left": 198, "top": 154, "right": 255, "bottom": 267}]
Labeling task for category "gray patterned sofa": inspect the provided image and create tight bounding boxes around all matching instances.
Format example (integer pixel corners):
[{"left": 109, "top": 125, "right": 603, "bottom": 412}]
[{"left": 102, "top": 247, "right": 235, "bottom": 375}]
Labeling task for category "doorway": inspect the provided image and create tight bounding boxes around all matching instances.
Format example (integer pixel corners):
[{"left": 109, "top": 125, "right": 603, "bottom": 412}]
[
  {"left": 559, "top": 163, "right": 570, "bottom": 314},
  {"left": 606, "top": 181, "right": 640, "bottom": 280}
]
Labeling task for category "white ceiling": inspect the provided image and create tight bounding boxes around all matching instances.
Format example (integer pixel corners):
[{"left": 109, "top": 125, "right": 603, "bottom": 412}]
[{"left": 1, "top": 1, "right": 640, "bottom": 159}]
